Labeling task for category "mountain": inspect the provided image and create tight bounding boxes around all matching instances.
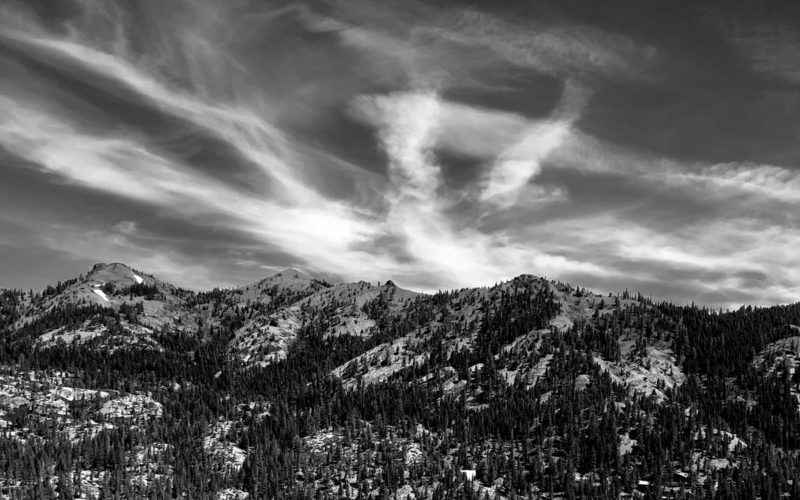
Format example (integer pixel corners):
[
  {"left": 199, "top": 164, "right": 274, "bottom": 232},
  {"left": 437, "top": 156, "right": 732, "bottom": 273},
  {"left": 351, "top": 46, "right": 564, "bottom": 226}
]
[
  {"left": 0, "top": 264, "right": 799, "bottom": 498},
  {"left": 230, "top": 278, "right": 418, "bottom": 367},
  {"left": 7, "top": 262, "right": 200, "bottom": 353}
]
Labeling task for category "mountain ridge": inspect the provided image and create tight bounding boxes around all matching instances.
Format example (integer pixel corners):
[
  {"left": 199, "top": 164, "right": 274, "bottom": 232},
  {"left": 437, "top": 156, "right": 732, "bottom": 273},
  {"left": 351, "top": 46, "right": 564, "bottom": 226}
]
[{"left": 0, "top": 262, "right": 799, "bottom": 498}]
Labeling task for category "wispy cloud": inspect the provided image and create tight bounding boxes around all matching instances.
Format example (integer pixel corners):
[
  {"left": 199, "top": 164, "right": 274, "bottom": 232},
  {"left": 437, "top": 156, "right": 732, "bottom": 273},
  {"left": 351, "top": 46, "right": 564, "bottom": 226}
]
[
  {"left": 434, "top": 7, "right": 659, "bottom": 84},
  {"left": 352, "top": 88, "right": 608, "bottom": 288},
  {"left": 478, "top": 82, "right": 587, "bottom": 208},
  {"left": 0, "top": 0, "right": 796, "bottom": 308}
]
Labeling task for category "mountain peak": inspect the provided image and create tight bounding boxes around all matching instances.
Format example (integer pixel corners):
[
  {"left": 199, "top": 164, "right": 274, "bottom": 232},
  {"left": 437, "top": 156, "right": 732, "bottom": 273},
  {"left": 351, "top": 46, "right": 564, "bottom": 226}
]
[
  {"left": 90, "top": 262, "right": 131, "bottom": 273},
  {"left": 4, "top": 263, "right": 799, "bottom": 498},
  {"left": 247, "top": 267, "right": 320, "bottom": 294},
  {"left": 86, "top": 262, "right": 147, "bottom": 286},
  {"left": 274, "top": 268, "right": 310, "bottom": 279}
]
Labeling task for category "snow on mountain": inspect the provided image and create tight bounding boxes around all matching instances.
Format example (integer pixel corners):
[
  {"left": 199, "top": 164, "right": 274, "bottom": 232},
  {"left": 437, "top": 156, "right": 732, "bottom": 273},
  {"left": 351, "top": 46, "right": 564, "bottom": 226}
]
[
  {"left": 92, "top": 287, "right": 110, "bottom": 302},
  {"left": 87, "top": 262, "right": 150, "bottom": 285},
  {"left": 11, "top": 263, "right": 206, "bottom": 353},
  {"left": 15, "top": 262, "right": 147, "bottom": 317},
  {"left": 5, "top": 264, "right": 800, "bottom": 498}
]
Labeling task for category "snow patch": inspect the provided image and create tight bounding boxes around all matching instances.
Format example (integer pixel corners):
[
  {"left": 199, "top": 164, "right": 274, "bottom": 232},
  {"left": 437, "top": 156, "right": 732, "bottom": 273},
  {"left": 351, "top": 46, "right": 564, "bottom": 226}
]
[{"left": 93, "top": 288, "right": 110, "bottom": 302}]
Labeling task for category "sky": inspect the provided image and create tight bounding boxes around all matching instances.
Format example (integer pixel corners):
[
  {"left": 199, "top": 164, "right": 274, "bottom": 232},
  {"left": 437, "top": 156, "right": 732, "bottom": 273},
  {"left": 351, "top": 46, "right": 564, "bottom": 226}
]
[{"left": 0, "top": 0, "right": 799, "bottom": 309}]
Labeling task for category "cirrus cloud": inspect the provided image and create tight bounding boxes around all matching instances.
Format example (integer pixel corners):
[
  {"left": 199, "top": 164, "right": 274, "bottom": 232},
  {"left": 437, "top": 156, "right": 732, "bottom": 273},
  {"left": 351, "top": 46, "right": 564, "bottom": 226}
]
[{"left": 0, "top": 0, "right": 797, "bottom": 309}]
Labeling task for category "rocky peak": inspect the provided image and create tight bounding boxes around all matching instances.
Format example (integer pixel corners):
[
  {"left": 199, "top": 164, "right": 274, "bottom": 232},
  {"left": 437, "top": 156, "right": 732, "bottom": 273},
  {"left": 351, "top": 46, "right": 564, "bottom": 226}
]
[{"left": 86, "top": 262, "right": 147, "bottom": 286}]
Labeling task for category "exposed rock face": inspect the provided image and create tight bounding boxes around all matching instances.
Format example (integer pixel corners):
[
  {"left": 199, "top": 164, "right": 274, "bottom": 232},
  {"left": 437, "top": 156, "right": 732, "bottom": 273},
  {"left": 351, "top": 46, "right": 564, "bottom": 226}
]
[{"left": 1, "top": 264, "right": 799, "bottom": 498}]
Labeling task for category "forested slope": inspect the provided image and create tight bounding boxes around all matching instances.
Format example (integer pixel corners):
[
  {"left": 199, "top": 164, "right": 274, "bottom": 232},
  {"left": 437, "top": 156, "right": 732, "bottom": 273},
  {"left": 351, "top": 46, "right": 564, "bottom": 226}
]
[{"left": 0, "top": 264, "right": 799, "bottom": 498}]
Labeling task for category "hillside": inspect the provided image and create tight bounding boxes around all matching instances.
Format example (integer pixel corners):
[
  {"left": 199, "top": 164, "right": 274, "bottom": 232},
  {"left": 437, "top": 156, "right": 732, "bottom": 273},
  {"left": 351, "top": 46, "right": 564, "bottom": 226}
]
[{"left": 0, "top": 264, "right": 799, "bottom": 498}]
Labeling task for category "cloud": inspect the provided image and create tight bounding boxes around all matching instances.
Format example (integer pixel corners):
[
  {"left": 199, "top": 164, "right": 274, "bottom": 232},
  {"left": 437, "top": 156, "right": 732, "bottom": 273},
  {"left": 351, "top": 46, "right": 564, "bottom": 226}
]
[
  {"left": 478, "top": 126, "right": 569, "bottom": 206},
  {"left": 352, "top": 81, "right": 587, "bottom": 208},
  {"left": 519, "top": 213, "right": 800, "bottom": 309},
  {"left": 433, "top": 7, "right": 659, "bottom": 84},
  {"left": 0, "top": 92, "right": 376, "bottom": 266},
  {"left": 723, "top": 21, "right": 800, "bottom": 86},
  {"left": 551, "top": 130, "right": 800, "bottom": 210},
  {"left": 513, "top": 132, "right": 800, "bottom": 306},
  {"left": 0, "top": 52, "right": 605, "bottom": 295},
  {"left": 681, "top": 163, "right": 800, "bottom": 204},
  {"left": 359, "top": 91, "right": 443, "bottom": 199},
  {"left": 38, "top": 224, "right": 241, "bottom": 290},
  {"left": 352, "top": 89, "right": 610, "bottom": 289},
  {"left": 0, "top": 0, "right": 797, "bottom": 309},
  {"left": 0, "top": 2, "right": 337, "bottom": 207}
]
